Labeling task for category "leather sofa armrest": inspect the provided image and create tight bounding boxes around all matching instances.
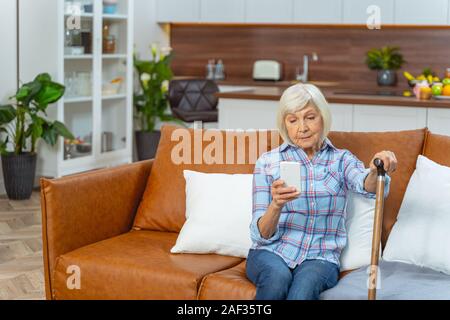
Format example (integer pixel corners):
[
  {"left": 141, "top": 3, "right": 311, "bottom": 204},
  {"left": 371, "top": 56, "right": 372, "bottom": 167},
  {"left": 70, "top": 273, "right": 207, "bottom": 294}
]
[{"left": 40, "top": 160, "right": 153, "bottom": 299}]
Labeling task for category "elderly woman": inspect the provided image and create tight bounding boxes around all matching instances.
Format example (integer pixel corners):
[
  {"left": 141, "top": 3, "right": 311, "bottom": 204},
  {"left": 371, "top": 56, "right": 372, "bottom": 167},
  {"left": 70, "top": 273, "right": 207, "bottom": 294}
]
[{"left": 246, "top": 83, "right": 397, "bottom": 300}]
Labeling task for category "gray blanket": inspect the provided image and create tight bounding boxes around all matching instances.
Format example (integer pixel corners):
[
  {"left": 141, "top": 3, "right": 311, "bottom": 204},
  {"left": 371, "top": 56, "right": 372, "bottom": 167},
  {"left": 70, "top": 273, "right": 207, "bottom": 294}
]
[{"left": 320, "top": 260, "right": 450, "bottom": 300}]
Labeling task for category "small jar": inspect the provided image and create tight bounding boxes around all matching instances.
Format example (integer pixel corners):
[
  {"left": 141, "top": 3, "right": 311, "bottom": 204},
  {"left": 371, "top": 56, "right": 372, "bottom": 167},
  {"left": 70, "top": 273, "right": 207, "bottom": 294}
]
[
  {"left": 419, "top": 87, "right": 432, "bottom": 100},
  {"left": 103, "top": 35, "right": 116, "bottom": 54}
]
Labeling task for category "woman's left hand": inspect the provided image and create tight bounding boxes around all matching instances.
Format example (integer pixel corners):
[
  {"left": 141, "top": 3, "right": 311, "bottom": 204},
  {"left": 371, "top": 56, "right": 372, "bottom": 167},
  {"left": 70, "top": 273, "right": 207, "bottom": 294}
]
[{"left": 369, "top": 150, "right": 398, "bottom": 174}]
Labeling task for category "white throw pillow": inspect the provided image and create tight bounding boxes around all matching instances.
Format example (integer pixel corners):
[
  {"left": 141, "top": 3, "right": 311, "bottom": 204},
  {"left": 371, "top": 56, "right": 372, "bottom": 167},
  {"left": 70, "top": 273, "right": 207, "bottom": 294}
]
[
  {"left": 340, "top": 192, "right": 381, "bottom": 271},
  {"left": 383, "top": 155, "right": 450, "bottom": 275},
  {"left": 171, "top": 170, "right": 253, "bottom": 258}
]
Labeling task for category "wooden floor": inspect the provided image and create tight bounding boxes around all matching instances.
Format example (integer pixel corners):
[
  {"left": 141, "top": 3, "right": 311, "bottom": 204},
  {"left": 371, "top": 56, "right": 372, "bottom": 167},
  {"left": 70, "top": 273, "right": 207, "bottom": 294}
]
[{"left": 0, "top": 192, "right": 45, "bottom": 300}]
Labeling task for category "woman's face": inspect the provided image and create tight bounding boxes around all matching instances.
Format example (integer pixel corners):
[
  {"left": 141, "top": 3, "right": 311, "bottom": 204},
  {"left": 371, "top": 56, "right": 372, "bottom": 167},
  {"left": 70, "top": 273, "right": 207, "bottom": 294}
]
[{"left": 284, "top": 104, "right": 324, "bottom": 151}]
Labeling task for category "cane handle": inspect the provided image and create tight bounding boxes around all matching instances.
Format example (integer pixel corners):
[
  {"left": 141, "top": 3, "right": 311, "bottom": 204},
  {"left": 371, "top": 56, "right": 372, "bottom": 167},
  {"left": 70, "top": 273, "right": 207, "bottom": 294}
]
[{"left": 374, "top": 158, "right": 386, "bottom": 177}]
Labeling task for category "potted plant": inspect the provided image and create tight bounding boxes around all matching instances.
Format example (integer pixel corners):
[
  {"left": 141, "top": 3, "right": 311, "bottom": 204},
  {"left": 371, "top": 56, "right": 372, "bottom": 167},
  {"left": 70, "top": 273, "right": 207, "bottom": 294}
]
[
  {"left": 366, "top": 46, "right": 406, "bottom": 86},
  {"left": 0, "top": 73, "right": 74, "bottom": 200},
  {"left": 134, "top": 44, "right": 183, "bottom": 161}
]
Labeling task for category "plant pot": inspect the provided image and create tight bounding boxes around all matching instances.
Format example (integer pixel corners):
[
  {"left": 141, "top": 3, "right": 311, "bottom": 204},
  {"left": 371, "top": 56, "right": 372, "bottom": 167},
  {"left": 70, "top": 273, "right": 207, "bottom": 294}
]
[
  {"left": 1, "top": 152, "right": 37, "bottom": 200},
  {"left": 377, "top": 70, "right": 397, "bottom": 86},
  {"left": 135, "top": 130, "right": 161, "bottom": 161}
]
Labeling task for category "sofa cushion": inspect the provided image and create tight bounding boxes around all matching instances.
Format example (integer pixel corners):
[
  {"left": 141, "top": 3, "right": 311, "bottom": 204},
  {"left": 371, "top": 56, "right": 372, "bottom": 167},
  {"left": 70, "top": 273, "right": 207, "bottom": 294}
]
[
  {"left": 133, "top": 125, "right": 281, "bottom": 232},
  {"left": 383, "top": 155, "right": 450, "bottom": 275},
  {"left": 198, "top": 260, "right": 356, "bottom": 300},
  {"left": 171, "top": 170, "right": 253, "bottom": 258},
  {"left": 423, "top": 131, "right": 450, "bottom": 167},
  {"left": 320, "top": 260, "right": 450, "bottom": 300},
  {"left": 52, "top": 231, "right": 243, "bottom": 300},
  {"left": 198, "top": 261, "right": 256, "bottom": 300},
  {"left": 328, "top": 129, "right": 426, "bottom": 247}
]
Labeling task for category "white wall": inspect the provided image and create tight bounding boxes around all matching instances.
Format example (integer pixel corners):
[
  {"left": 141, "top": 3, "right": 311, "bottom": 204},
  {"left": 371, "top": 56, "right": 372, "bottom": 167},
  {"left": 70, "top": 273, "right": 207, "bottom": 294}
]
[
  {"left": 0, "top": 0, "right": 18, "bottom": 195},
  {"left": 133, "top": 0, "right": 170, "bottom": 121},
  {"left": 132, "top": 0, "right": 171, "bottom": 160},
  {"left": 134, "top": 0, "right": 169, "bottom": 60}
]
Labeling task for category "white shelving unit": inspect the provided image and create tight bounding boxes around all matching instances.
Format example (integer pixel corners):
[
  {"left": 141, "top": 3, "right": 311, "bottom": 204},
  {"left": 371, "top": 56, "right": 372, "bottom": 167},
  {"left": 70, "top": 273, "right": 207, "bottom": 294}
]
[{"left": 39, "top": 0, "right": 134, "bottom": 178}]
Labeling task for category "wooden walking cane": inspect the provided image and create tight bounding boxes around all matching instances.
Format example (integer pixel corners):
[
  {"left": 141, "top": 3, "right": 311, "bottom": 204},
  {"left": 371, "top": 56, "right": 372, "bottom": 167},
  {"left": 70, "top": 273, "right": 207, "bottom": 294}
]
[{"left": 368, "top": 158, "right": 386, "bottom": 300}]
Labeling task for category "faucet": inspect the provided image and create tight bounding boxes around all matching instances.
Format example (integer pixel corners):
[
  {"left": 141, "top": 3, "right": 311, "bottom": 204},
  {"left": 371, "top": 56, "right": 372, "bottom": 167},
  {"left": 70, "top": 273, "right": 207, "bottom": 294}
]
[{"left": 296, "top": 53, "right": 319, "bottom": 83}]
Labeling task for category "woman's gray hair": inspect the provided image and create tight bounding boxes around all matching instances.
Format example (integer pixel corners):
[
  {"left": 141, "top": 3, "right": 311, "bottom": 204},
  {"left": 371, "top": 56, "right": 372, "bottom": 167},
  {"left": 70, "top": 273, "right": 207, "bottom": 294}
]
[{"left": 277, "top": 83, "right": 332, "bottom": 146}]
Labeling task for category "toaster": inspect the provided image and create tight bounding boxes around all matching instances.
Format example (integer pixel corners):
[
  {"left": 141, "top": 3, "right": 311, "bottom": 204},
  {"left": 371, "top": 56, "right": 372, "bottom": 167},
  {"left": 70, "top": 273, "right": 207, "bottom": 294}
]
[{"left": 253, "top": 60, "right": 282, "bottom": 81}]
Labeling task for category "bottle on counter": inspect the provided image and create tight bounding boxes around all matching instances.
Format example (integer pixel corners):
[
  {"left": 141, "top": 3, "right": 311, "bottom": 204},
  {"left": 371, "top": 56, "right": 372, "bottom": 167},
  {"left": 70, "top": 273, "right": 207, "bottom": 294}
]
[
  {"left": 206, "top": 59, "right": 215, "bottom": 80},
  {"left": 446, "top": 68, "right": 450, "bottom": 79},
  {"left": 214, "top": 59, "right": 225, "bottom": 80}
]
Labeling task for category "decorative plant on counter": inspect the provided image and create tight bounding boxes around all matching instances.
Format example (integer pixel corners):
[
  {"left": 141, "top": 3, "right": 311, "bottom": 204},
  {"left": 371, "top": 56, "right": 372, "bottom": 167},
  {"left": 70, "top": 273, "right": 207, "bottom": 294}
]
[
  {"left": 366, "top": 46, "right": 406, "bottom": 86},
  {"left": 0, "top": 73, "right": 74, "bottom": 200},
  {"left": 133, "top": 44, "right": 184, "bottom": 160}
]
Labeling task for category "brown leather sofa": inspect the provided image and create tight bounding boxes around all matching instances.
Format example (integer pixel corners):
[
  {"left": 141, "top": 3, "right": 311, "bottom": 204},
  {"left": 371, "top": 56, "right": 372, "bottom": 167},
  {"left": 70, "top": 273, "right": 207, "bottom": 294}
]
[{"left": 40, "top": 125, "right": 450, "bottom": 300}]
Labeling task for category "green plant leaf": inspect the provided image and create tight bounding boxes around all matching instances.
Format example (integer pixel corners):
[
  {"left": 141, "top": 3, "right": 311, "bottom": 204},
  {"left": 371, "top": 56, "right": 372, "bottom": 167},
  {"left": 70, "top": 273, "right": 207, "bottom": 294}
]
[
  {"left": 35, "top": 73, "right": 52, "bottom": 83},
  {"left": 366, "top": 46, "right": 405, "bottom": 71},
  {"left": 15, "top": 86, "right": 31, "bottom": 101},
  {"left": 0, "top": 136, "right": 9, "bottom": 156},
  {"left": 26, "top": 115, "right": 45, "bottom": 139},
  {"left": 53, "top": 121, "right": 74, "bottom": 140},
  {"left": 41, "top": 122, "right": 57, "bottom": 146},
  {"left": 0, "top": 105, "right": 16, "bottom": 125},
  {"left": 33, "top": 81, "right": 65, "bottom": 107},
  {"left": 16, "top": 80, "right": 43, "bottom": 106}
]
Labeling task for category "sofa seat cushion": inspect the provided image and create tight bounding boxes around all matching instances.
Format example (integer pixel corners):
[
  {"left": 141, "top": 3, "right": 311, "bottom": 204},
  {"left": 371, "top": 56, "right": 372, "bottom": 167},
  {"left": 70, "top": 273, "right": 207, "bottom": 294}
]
[
  {"left": 198, "top": 261, "right": 256, "bottom": 300},
  {"left": 52, "top": 231, "right": 243, "bottom": 300},
  {"left": 198, "top": 260, "right": 356, "bottom": 300},
  {"left": 320, "top": 260, "right": 450, "bottom": 300}
]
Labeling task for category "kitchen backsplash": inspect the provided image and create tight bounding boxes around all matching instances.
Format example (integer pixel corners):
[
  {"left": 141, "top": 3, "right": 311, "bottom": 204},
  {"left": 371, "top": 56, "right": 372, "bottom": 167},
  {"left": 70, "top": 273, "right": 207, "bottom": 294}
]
[{"left": 170, "top": 24, "right": 450, "bottom": 89}]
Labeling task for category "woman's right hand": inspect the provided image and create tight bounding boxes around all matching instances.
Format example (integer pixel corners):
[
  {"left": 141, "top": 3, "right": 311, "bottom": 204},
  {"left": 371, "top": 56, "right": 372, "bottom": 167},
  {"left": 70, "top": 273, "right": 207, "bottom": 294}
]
[{"left": 271, "top": 180, "right": 301, "bottom": 210}]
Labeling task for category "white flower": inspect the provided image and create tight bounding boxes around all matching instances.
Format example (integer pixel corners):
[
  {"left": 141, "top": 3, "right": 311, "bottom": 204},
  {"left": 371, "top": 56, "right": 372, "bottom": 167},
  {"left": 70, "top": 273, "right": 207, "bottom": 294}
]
[
  {"left": 160, "top": 46, "right": 173, "bottom": 58},
  {"left": 140, "top": 73, "right": 151, "bottom": 82},
  {"left": 151, "top": 43, "right": 158, "bottom": 58},
  {"left": 161, "top": 80, "right": 169, "bottom": 93}
]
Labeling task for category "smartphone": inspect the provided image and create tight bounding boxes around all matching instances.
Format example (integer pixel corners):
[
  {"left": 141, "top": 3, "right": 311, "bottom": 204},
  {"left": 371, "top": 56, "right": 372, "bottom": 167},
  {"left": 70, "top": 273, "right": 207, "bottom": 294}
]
[{"left": 280, "top": 161, "right": 302, "bottom": 193}]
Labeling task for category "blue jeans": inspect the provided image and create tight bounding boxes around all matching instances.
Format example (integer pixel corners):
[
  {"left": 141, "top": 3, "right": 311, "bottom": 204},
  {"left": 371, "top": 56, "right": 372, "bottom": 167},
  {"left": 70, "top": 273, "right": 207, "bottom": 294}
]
[{"left": 246, "top": 249, "right": 340, "bottom": 300}]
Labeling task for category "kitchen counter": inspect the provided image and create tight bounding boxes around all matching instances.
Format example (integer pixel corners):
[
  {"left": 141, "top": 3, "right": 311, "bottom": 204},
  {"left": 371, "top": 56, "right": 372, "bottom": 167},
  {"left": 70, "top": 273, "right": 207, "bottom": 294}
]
[
  {"left": 215, "top": 82, "right": 450, "bottom": 135},
  {"left": 177, "top": 76, "right": 439, "bottom": 107},
  {"left": 215, "top": 86, "right": 450, "bottom": 109}
]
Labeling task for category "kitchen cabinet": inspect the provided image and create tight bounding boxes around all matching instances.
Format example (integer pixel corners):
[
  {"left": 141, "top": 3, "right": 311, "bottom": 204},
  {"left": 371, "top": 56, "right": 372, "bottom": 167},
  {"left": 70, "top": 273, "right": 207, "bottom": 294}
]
[
  {"left": 293, "top": 0, "right": 342, "bottom": 24},
  {"left": 448, "top": 3, "right": 450, "bottom": 25},
  {"left": 218, "top": 99, "right": 279, "bottom": 130},
  {"left": 342, "top": 0, "right": 394, "bottom": 24},
  {"left": 20, "top": 0, "right": 134, "bottom": 178},
  {"left": 245, "top": 0, "right": 293, "bottom": 24},
  {"left": 200, "top": 0, "right": 245, "bottom": 23},
  {"left": 156, "top": 0, "right": 200, "bottom": 23},
  {"left": 395, "top": 0, "right": 449, "bottom": 25},
  {"left": 352, "top": 104, "right": 427, "bottom": 132},
  {"left": 329, "top": 103, "right": 353, "bottom": 132},
  {"left": 427, "top": 108, "right": 450, "bottom": 136}
]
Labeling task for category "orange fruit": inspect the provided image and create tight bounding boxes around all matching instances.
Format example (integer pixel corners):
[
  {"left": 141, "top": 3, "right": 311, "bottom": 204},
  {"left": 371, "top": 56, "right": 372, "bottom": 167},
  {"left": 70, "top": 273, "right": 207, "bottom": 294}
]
[{"left": 443, "top": 85, "right": 450, "bottom": 96}]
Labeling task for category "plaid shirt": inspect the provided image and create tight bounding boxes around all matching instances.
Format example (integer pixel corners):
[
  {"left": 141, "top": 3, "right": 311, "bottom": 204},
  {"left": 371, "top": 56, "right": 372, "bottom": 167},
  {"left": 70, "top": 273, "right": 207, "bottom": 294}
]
[{"left": 250, "top": 139, "right": 390, "bottom": 269}]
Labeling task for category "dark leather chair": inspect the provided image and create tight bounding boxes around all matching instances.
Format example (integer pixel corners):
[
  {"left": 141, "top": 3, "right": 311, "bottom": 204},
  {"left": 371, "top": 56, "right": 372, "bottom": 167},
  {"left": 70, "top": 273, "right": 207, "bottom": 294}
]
[{"left": 168, "top": 79, "right": 219, "bottom": 123}]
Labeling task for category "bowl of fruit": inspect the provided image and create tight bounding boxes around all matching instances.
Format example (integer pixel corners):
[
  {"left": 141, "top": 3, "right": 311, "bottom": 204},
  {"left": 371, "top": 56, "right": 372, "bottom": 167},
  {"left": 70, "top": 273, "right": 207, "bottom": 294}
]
[
  {"left": 433, "top": 78, "right": 450, "bottom": 100},
  {"left": 403, "top": 68, "right": 450, "bottom": 100},
  {"left": 403, "top": 68, "right": 441, "bottom": 88}
]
